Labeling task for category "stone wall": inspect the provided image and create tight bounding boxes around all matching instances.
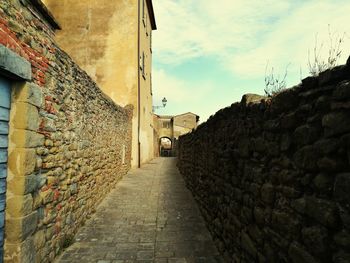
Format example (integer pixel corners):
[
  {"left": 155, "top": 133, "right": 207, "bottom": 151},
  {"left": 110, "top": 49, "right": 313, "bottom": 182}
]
[
  {"left": 1, "top": 1, "right": 132, "bottom": 262},
  {"left": 178, "top": 60, "right": 350, "bottom": 263}
]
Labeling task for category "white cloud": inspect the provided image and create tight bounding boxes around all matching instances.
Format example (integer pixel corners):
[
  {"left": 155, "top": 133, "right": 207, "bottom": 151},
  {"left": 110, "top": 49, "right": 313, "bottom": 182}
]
[
  {"left": 152, "top": 69, "right": 191, "bottom": 104},
  {"left": 152, "top": 69, "right": 218, "bottom": 121},
  {"left": 153, "top": 0, "right": 291, "bottom": 64},
  {"left": 152, "top": 0, "right": 350, "bottom": 122},
  {"left": 229, "top": 1, "right": 350, "bottom": 80},
  {"left": 153, "top": 0, "right": 350, "bottom": 80}
]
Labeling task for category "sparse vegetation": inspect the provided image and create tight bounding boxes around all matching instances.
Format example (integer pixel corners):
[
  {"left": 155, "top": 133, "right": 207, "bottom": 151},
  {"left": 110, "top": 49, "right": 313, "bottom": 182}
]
[
  {"left": 308, "top": 25, "right": 346, "bottom": 76},
  {"left": 264, "top": 62, "right": 290, "bottom": 97}
]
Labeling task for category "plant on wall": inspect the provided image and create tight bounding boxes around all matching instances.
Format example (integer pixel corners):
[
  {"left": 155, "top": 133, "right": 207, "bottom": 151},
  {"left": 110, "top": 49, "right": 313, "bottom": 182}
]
[
  {"left": 264, "top": 61, "right": 290, "bottom": 97},
  {"left": 308, "top": 25, "right": 346, "bottom": 76}
]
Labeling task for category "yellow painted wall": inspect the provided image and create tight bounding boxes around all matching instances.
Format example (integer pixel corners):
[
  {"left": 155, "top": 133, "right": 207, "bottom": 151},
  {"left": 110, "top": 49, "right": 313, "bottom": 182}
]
[
  {"left": 44, "top": 0, "right": 156, "bottom": 167},
  {"left": 139, "top": 0, "right": 154, "bottom": 164},
  {"left": 173, "top": 113, "right": 198, "bottom": 139},
  {"left": 156, "top": 116, "right": 173, "bottom": 139}
]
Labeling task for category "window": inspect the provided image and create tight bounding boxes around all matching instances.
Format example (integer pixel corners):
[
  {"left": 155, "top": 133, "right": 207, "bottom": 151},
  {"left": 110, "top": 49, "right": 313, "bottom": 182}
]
[
  {"left": 150, "top": 30, "right": 152, "bottom": 52},
  {"left": 140, "top": 52, "right": 146, "bottom": 79},
  {"left": 142, "top": 0, "right": 146, "bottom": 27},
  {"left": 162, "top": 121, "right": 170, "bottom": 129},
  {"left": 150, "top": 73, "right": 152, "bottom": 95}
]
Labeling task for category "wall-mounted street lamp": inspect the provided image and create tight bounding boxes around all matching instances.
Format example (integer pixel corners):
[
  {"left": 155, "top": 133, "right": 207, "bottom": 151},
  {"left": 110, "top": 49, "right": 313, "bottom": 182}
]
[{"left": 153, "top": 97, "right": 167, "bottom": 111}]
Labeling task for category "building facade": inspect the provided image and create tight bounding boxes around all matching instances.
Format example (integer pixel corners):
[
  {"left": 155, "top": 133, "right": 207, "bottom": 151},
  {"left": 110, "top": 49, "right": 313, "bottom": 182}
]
[
  {"left": 43, "top": 0, "right": 157, "bottom": 167},
  {"left": 153, "top": 112, "right": 199, "bottom": 156}
]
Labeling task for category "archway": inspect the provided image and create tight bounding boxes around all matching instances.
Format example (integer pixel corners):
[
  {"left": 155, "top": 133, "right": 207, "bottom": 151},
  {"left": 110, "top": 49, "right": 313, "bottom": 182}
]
[{"left": 159, "top": 137, "right": 172, "bottom": 157}]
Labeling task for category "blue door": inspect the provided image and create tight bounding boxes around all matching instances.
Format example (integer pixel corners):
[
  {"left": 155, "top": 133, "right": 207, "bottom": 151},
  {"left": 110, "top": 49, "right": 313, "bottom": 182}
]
[{"left": 0, "top": 77, "right": 10, "bottom": 262}]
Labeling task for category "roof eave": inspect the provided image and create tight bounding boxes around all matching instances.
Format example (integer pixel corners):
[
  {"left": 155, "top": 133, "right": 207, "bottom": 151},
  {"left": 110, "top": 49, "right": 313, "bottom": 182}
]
[
  {"left": 146, "top": 0, "right": 157, "bottom": 30},
  {"left": 29, "top": 0, "right": 61, "bottom": 30}
]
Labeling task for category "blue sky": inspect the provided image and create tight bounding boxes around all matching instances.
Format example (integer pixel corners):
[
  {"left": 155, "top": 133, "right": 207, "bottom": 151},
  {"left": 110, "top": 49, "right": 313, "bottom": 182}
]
[{"left": 152, "top": 0, "right": 350, "bottom": 122}]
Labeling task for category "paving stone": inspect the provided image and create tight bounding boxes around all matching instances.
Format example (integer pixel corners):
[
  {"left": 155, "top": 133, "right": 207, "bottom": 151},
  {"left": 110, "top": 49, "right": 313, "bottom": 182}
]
[{"left": 55, "top": 158, "right": 222, "bottom": 262}]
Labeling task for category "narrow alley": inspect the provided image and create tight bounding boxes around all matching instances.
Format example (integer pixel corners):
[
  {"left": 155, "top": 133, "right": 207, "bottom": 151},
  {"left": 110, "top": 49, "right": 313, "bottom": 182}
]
[{"left": 56, "top": 158, "right": 223, "bottom": 263}]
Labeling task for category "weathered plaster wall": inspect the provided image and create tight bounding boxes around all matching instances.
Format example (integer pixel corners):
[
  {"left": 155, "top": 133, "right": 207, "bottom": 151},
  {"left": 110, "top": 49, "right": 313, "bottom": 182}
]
[
  {"left": 154, "top": 116, "right": 170, "bottom": 138},
  {"left": 173, "top": 113, "right": 198, "bottom": 139},
  {"left": 152, "top": 114, "right": 160, "bottom": 157},
  {"left": 44, "top": 0, "right": 155, "bottom": 167},
  {"left": 43, "top": 0, "right": 138, "bottom": 106},
  {"left": 0, "top": 1, "right": 132, "bottom": 262},
  {"left": 138, "top": 0, "right": 154, "bottom": 165},
  {"left": 178, "top": 61, "right": 350, "bottom": 263}
]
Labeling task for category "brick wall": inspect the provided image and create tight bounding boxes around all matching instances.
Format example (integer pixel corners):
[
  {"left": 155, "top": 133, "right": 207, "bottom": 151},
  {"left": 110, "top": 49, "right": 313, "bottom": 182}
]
[
  {"left": 1, "top": 1, "right": 132, "bottom": 262},
  {"left": 178, "top": 60, "right": 350, "bottom": 262}
]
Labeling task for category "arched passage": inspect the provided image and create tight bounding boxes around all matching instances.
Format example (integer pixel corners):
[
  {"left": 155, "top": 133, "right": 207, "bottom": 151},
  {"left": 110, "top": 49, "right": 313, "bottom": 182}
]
[{"left": 159, "top": 137, "right": 172, "bottom": 157}]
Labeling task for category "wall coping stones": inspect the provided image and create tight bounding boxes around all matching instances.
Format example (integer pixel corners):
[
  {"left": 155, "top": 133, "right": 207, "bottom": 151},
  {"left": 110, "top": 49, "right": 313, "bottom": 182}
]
[{"left": 0, "top": 45, "right": 31, "bottom": 81}]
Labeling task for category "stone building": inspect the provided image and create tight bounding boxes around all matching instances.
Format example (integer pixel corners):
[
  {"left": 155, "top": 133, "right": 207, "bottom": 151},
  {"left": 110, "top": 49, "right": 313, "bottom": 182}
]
[
  {"left": 42, "top": 0, "right": 157, "bottom": 167},
  {"left": 153, "top": 112, "right": 199, "bottom": 156},
  {"left": 0, "top": 0, "right": 133, "bottom": 261}
]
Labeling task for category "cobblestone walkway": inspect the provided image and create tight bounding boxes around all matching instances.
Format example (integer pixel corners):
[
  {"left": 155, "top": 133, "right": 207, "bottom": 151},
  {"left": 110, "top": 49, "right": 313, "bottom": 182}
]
[{"left": 56, "top": 158, "right": 223, "bottom": 263}]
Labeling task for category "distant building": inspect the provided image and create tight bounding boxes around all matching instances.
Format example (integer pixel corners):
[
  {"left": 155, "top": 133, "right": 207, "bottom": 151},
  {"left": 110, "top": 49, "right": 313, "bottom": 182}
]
[
  {"left": 153, "top": 112, "right": 199, "bottom": 156},
  {"left": 43, "top": 0, "right": 157, "bottom": 167},
  {"left": 172, "top": 112, "right": 200, "bottom": 139}
]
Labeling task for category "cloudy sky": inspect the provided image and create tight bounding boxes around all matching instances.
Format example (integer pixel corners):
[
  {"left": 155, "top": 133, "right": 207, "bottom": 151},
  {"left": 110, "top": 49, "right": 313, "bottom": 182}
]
[{"left": 151, "top": 0, "right": 350, "bottom": 122}]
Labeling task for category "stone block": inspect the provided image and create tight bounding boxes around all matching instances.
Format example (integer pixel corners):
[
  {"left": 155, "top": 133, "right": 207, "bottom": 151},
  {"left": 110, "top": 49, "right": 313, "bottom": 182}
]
[
  {"left": 271, "top": 88, "right": 299, "bottom": 112},
  {"left": 0, "top": 44, "right": 31, "bottom": 80},
  {"left": 314, "top": 138, "right": 340, "bottom": 155},
  {"left": 12, "top": 82, "right": 43, "bottom": 107},
  {"left": 333, "top": 81, "right": 350, "bottom": 100},
  {"left": 5, "top": 211, "right": 37, "bottom": 242},
  {"left": 334, "top": 230, "right": 350, "bottom": 249},
  {"left": 7, "top": 174, "right": 37, "bottom": 195},
  {"left": 241, "top": 94, "right": 266, "bottom": 105},
  {"left": 241, "top": 232, "right": 257, "bottom": 258},
  {"left": 318, "top": 65, "right": 350, "bottom": 86},
  {"left": 40, "top": 189, "right": 54, "bottom": 204},
  {"left": 8, "top": 148, "right": 36, "bottom": 176},
  {"left": 288, "top": 242, "right": 317, "bottom": 263},
  {"left": 322, "top": 112, "right": 350, "bottom": 137},
  {"left": 238, "top": 138, "right": 250, "bottom": 157},
  {"left": 272, "top": 211, "right": 300, "bottom": 237},
  {"left": 317, "top": 157, "right": 344, "bottom": 172},
  {"left": 280, "top": 134, "right": 292, "bottom": 152},
  {"left": 33, "top": 229, "right": 46, "bottom": 250},
  {"left": 302, "top": 226, "right": 329, "bottom": 255},
  {"left": 333, "top": 250, "right": 350, "bottom": 263},
  {"left": 301, "top": 76, "right": 318, "bottom": 90},
  {"left": 41, "top": 117, "right": 56, "bottom": 132},
  {"left": 281, "top": 116, "right": 297, "bottom": 134},
  {"left": 4, "top": 236, "right": 35, "bottom": 263},
  {"left": 338, "top": 206, "right": 350, "bottom": 231},
  {"left": 261, "top": 184, "right": 275, "bottom": 205},
  {"left": 334, "top": 173, "right": 350, "bottom": 205},
  {"left": 11, "top": 102, "right": 39, "bottom": 131},
  {"left": 11, "top": 129, "right": 44, "bottom": 148},
  {"left": 313, "top": 173, "right": 333, "bottom": 193},
  {"left": 305, "top": 197, "right": 339, "bottom": 228},
  {"left": 293, "top": 145, "right": 320, "bottom": 172},
  {"left": 6, "top": 194, "right": 33, "bottom": 217},
  {"left": 293, "top": 125, "right": 319, "bottom": 146}
]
